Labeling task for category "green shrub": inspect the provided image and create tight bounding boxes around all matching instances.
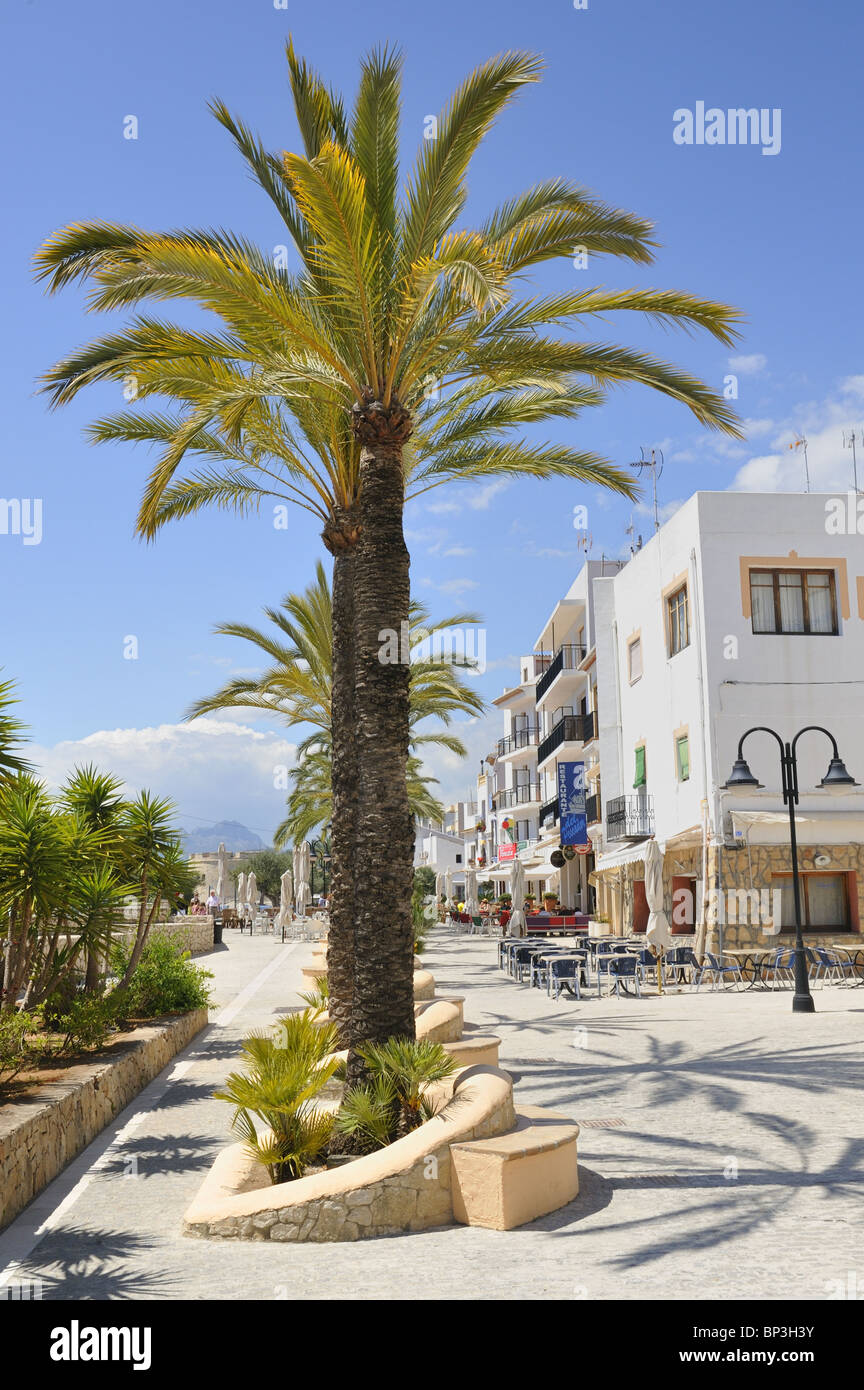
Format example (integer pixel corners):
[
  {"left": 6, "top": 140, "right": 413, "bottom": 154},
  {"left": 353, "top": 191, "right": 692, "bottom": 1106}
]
[
  {"left": 215, "top": 1010, "right": 338, "bottom": 1184},
  {"left": 111, "top": 936, "right": 213, "bottom": 1018},
  {"left": 52, "top": 995, "right": 120, "bottom": 1056},
  {"left": 42, "top": 975, "right": 80, "bottom": 1032},
  {"left": 334, "top": 1036, "right": 458, "bottom": 1149},
  {"left": 0, "top": 1011, "right": 37, "bottom": 1096}
]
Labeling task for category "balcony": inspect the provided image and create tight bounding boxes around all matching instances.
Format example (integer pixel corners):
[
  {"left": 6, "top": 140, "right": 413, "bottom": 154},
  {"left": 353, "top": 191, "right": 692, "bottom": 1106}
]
[
  {"left": 535, "top": 644, "right": 587, "bottom": 703},
  {"left": 537, "top": 710, "right": 597, "bottom": 765},
  {"left": 586, "top": 792, "right": 601, "bottom": 825},
  {"left": 496, "top": 726, "right": 541, "bottom": 757},
  {"left": 493, "top": 783, "right": 541, "bottom": 809},
  {"left": 540, "top": 797, "right": 559, "bottom": 829},
  {"left": 606, "top": 794, "right": 654, "bottom": 841}
]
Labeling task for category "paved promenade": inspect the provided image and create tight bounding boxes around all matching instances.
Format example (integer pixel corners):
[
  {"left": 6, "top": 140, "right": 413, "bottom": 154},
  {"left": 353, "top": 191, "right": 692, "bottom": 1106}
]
[{"left": 1, "top": 930, "right": 861, "bottom": 1300}]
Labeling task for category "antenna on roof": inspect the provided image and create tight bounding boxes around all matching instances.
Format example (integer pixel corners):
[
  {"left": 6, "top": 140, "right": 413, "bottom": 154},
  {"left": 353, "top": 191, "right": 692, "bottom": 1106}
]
[
  {"left": 843, "top": 430, "right": 860, "bottom": 493},
  {"left": 789, "top": 435, "right": 810, "bottom": 492},
  {"left": 627, "top": 447, "right": 664, "bottom": 531}
]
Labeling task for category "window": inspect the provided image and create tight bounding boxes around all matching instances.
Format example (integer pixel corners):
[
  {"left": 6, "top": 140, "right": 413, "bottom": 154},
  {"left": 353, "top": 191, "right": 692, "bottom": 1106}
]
[
  {"left": 750, "top": 569, "right": 838, "bottom": 635},
  {"left": 634, "top": 745, "right": 646, "bottom": 788},
  {"left": 516, "top": 819, "right": 531, "bottom": 842},
  {"left": 773, "top": 872, "right": 853, "bottom": 930},
  {"left": 455, "top": 854, "right": 462, "bottom": 864},
  {"left": 627, "top": 636, "right": 642, "bottom": 682},
  {"left": 676, "top": 734, "right": 690, "bottom": 782},
  {"left": 667, "top": 585, "right": 690, "bottom": 656}
]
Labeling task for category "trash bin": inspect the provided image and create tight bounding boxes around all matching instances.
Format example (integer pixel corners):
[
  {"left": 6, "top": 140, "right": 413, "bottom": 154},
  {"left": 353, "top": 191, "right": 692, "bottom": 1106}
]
[{"left": 213, "top": 918, "right": 223, "bottom": 945}]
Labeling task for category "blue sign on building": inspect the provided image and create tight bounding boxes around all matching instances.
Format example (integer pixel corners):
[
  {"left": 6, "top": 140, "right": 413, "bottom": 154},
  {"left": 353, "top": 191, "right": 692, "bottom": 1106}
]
[{"left": 557, "top": 760, "right": 588, "bottom": 846}]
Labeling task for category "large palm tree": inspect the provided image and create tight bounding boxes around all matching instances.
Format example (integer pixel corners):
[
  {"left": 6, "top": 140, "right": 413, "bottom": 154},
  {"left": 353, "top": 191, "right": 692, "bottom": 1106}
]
[
  {"left": 35, "top": 42, "right": 742, "bottom": 1060},
  {"left": 185, "top": 559, "right": 482, "bottom": 857}
]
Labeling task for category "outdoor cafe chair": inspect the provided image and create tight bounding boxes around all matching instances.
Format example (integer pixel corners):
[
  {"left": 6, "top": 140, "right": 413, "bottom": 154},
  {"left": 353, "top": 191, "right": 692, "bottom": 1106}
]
[
  {"left": 666, "top": 945, "right": 700, "bottom": 984},
  {"left": 763, "top": 947, "right": 796, "bottom": 990},
  {"left": 548, "top": 954, "right": 588, "bottom": 1001},
  {"left": 608, "top": 955, "right": 642, "bottom": 998},
  {"left": 812, "top": 946, "right": 857, "bottom": 986},
  {"left": 529, "top": 946, "right": 577, "bottom": 990},
  {"left": 695, "top": 953, "right": 743, "bottom": 991}
]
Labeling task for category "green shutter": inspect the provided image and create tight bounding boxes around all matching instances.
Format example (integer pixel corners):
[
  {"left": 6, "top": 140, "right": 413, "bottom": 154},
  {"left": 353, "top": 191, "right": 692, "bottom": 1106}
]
[
  {"left": 634, "top": 745, "right": 646, "bottom": 787},
  {"left": 677, "top": 736, "right": 690, "bottom": 781}
]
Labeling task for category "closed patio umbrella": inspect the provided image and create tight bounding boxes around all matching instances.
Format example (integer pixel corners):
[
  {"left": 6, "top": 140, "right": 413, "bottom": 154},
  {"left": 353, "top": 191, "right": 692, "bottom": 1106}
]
[
  {"left": 215, "top": 842, "right": 227, "bottom": 905},
  {"left": 644, "top": 838, "right": 671, "bottom": 991},
  {"left": 507, "top": 858, "right": 527, "bottom": 937},
  {"left": 235, "top": 871, "right": 246, "bottom": 913},
  {"left": 295, "top": 842, "right": 312, "bottom": 916},
  {"left": 464, "top": 866, "right": 480, "bottom": 918},
  {"left": 246, "top": 871, "right": 258, "bottom": 915},
  {"left": 276, "top": 868, "right": 293, "bottom": 930},
  {"left": 444, "top": 867, "right": 454, "bottom": 917}
]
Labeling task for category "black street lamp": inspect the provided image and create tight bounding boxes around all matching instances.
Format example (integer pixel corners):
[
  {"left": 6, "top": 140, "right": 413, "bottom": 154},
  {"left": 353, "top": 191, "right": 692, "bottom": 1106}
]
[{"left": 724, "top": 725, "right": 858, "bottom": 1014}]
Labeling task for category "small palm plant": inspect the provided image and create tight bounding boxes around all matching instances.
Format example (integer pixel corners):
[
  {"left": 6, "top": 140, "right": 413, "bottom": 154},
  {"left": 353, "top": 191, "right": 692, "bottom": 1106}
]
[
  {"left": 298, "top": 973, "right": 330, "bottom": 1015},
  {"left": 335, "top": 1037, "right": 458, "bottom": 1150},
  {"left": 215, "top": 1010, "right": 340, "bottom": 1184}
]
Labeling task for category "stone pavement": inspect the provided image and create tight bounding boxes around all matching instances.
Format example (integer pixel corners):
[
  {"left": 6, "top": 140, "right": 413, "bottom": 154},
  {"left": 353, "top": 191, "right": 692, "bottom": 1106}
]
[{"left": 1, "top": 930, "right": 862, "bottom": 1301}]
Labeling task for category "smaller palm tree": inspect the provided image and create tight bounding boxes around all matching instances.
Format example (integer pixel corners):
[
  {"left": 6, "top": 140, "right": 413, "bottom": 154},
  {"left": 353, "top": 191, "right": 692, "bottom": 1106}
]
[
  {"left": 335, "top": 1037, "right": 458, "bottom": 1149},
  {"left": 215, "top": 1011, "right": 340, "bottom": 1184}
]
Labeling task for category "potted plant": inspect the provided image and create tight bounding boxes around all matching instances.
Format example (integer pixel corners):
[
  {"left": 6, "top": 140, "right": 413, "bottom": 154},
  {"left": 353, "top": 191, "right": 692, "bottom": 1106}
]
[{"left": 543, "top": 891, "right": 559, "bottom": 912}]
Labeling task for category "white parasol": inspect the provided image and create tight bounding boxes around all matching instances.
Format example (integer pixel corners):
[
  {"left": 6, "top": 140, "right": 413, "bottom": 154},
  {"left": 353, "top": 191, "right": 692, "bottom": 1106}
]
[
  {"left": 235, "top": 871, "right": 246, "bottom": 913},
  {"left": 246, "top": 871, "right": 258, "bottom": 916},
  {"left": 275, "top": 868, "right": 293, "bottom": 929},
  {"left": 644, "top": 838, "right": 672, "bottom": 955},
  {"left": 444, "top": 866, "right": 454, "bottom": 918},
  {"left": 464, "top": 866, "right": 480, "bottom": 918},
  {"left": 294, "top": 842, "right": 312, "bottom": 916},
  {"left": 215, "top": 842, "right": 227, "bottom": 905},
  {"left": 507, "top": 857, "right": 527, "bottom": 937}
]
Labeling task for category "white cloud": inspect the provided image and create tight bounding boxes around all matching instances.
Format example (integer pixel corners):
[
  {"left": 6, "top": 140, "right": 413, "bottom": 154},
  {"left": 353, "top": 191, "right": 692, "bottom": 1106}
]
[
  {"left": 424, "top": 478, "right": 512, "bottom": 515},
  {"left": 436, "top": 577, "right": 479, "bottom": 596},
  {"left": 443, "top": 545, "right": 476, "bottom": 557},
  {"left": 29, "top": 718, "right": 298, "bottom": 840},
  {"left": 729, "top": 353, "right": 767, "bottom": 375},
  {"left": 416, "top": 713, "right": 501, "bottom": 805},
  {"left": 730, "top": 377, "right": 864, "bottom": 493}
]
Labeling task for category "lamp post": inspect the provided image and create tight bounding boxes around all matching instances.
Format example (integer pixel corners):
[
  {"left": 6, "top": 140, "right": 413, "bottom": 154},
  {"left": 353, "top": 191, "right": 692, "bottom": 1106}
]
[{"left": 723, "top": 725, "right": 858, "bottom": 1014}]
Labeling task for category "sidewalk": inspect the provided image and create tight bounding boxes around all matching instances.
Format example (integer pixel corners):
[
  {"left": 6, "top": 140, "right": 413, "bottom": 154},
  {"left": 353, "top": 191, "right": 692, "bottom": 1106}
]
[{"left": 1, "top": 930, "right": 861, "bottom": 1300}]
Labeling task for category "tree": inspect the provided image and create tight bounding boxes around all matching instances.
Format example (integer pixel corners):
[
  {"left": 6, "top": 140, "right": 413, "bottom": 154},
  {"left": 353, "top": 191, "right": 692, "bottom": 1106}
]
[
  {"left": 36, "top": 42, "right": 741, "bottom": 1070},
  {"left": 60, "top": 764, "right": 125, "bottom": 992},
  {"left": 115, "top": 792, "right": 183, "bottom": 990},
  {"left": 0, "top": 675, "right": 32, "bottom": 780},
  {"left": 230, "top": 848, "right": 293, "bottom": 905},
  {"left": 185, "top": 560, "right": 484, "bottom": 845}
]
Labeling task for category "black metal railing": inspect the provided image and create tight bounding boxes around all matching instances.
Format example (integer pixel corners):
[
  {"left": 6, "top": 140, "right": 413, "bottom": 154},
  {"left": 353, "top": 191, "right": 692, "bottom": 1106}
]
[
  {"left": 540, "top": 797, "right": 559, "bottom": 828},
  {"left": 586, "top": 792, "right": 601, "bottom": 825},
  {"left": 496, "top": 726, "right": 541, "bottom": 756},
  {"left": 537, "top": 710, "right": 597, "bottom": 764},
  {"left": 535, "top": 643, "right": 587, "bottom": 702},
  {"left": 606, "top": 794, "right": 654, "bottom": 841},
  {"left": 493, "top": 783, "right": 541, "bottom": 809}
]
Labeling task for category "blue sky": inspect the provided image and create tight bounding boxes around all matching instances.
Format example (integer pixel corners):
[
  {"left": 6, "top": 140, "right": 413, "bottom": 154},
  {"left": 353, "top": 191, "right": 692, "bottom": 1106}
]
[{"left": 2, "top": 0, "right": 862, "bottom": 838}]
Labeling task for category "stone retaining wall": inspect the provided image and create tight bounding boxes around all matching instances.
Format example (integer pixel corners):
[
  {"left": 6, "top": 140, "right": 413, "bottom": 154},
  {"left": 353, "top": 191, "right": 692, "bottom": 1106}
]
[
  {"left": 0, "top": 1008, "right": 208, "bottom": 1231},
  {"left": 119, "top": 916, "right": 215, "bottom": 957}
]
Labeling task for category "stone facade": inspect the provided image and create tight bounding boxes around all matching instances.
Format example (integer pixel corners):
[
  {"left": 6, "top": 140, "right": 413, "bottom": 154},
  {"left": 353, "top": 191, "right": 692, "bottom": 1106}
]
[
  {"left": 0, "top": 1009, "right": 208, "bottom": 1231},
  {"left": 594, "top": 841, "right": 864, "bottom": 952}
]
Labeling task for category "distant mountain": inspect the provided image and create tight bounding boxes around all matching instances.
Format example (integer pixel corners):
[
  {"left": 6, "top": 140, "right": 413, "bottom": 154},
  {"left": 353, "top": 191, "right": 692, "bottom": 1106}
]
[{"left": 181, "top": 821, "right": 265, "bottom": 854}]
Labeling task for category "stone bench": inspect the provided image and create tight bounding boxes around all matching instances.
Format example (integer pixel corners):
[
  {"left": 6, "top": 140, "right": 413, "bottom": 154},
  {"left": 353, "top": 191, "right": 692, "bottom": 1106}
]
[
  {"left": 450, "top": 1104, "right": 580, "bottom": 1230},
  {"left": 441, "top": 1034, "right": 501, "bottom": 1067}
]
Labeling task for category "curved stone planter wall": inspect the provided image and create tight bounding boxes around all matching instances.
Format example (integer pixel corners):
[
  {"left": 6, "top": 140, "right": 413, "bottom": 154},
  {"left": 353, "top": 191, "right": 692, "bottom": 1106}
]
[
  {"left": 0, "top": 1008, "right": 208, "bottom": 1231},
  {"left": 184, "top": 1065, "right": 516, "bottom": 1242}
]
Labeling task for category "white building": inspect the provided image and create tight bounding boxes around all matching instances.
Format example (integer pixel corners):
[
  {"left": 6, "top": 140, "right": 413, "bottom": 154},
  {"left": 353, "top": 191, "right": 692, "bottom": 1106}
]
[{"left": 480, "top": 491, "right": 864, "bottom": 948}]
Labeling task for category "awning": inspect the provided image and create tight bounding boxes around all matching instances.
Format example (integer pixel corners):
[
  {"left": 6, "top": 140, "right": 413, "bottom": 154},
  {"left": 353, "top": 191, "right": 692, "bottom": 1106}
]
[{"left": 594, "top": 840, "right": 654, "bottom": 873}]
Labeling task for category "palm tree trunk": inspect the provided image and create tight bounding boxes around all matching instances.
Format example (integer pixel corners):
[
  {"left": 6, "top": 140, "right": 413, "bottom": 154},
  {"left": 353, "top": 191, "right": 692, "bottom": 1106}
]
[
  {"left": 323, "top": 511, "right": 360, "bottom": 1051},
  {"left": 347, "top": 396, "right": 416, "bottom": 1080}
]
